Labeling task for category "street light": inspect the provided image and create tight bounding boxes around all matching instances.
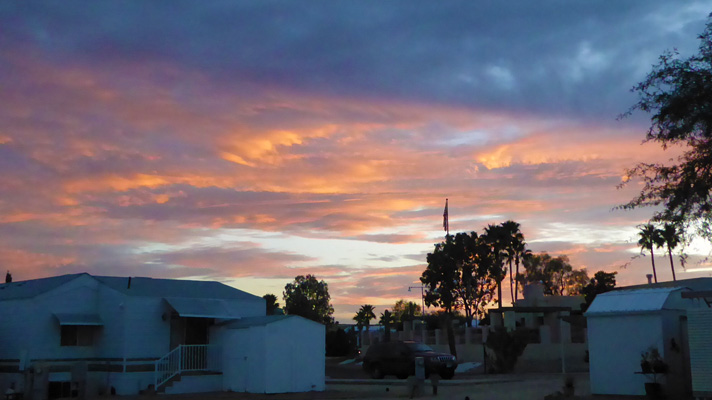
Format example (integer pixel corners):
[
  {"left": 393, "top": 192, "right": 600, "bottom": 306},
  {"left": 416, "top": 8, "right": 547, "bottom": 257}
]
[{"left": 408, "top": 285, "right": 425, "bottom": 317}]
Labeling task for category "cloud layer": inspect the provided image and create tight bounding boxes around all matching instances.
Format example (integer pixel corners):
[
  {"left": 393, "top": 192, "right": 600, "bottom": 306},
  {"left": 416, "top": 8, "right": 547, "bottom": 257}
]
[{"left": 2, "top": 2, "right": 711, "bottom": 322}]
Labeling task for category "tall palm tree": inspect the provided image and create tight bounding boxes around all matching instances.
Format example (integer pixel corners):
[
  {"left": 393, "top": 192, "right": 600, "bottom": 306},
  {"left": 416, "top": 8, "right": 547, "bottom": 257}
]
[
  {"left": 484, "top": 223, "right": 509, "bottom": 309},
  {"left": 638, "top": 224, "right": 664, "bottom": 283},
  {"left": 379, "top": 309, "right": 395, "bottom": 342},
  {"left": 659, "top": 223, "right": 682, "bottom": 281},
  {"left": 513, "top": 239, "right": 531, "bottom": 302},
  {"left": 358, "top": 304, "right": 376, "bottom": 331},
  {"left": 501, "top": 220, "right": 522, "bottom": 304},
  {"left": 353, "top": 310, "right": 366, "bottom": 333}
]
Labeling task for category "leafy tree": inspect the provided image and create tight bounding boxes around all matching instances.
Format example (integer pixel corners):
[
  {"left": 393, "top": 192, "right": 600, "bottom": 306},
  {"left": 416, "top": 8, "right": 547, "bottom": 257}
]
[
  {"left": 518, "top": 252, "right": 585, "bottom": 296},
  {"left": 283, "top": 274, "right": 334, "bottom": 325},
  {"left": 449, "top": 232, "right": 479, "bottom": 326},
  {"left": 619, "top": 16, "right": 712, "bottom": 239},
  {"left": 659, "top": 223, "right": 682, "bottom": 281},
  {"left": 638, "top": 223, "right": 664, "bottom": 283},
  {"left": 485, "top": 328, "right": 529, "bottom": 373},
  {"left": 263, "top": 294, "right": 280, "bottom": 315},
  {"left": 392, "top": 299, "right": 421, "bottom": 323},
  {"left": 469, "top": 232, "right": 497, "bottom": 322},
  {"left": 421, "top": 234, "right": 461, "bottom": 356},
  {"left": 379, "top": 310, "right": 396, "bottom": 342},
  {"left": 581, "top": 271, "right": 617, "bottom": 311},
  {"left": 565, "top": 269, "right": 590, "bottom": 296}
]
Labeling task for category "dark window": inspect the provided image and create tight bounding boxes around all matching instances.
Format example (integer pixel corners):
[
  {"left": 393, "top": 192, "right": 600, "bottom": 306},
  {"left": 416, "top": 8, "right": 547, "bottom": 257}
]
[
  {"left": 48, "top": 381, "right": 77, "bottom": 399},
  {"left": 60, "top": 325, "right": 95, "bottom": 346}
]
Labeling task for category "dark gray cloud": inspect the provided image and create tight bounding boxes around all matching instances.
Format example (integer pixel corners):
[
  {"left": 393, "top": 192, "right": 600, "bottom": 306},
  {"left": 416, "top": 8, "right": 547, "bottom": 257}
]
[{"left": 2, "top": 1, "right": 710, "bottom": 122}]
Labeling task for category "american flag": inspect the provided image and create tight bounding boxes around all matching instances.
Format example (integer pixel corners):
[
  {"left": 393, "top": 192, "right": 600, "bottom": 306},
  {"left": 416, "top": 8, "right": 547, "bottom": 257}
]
[{"left": 443, "top": 198, "right": 449, "bottom": 234}]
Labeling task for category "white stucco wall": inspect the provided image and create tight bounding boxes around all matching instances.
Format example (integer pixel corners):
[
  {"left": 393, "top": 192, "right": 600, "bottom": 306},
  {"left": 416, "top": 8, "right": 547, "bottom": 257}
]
[{"left": 588, "top": 314, "right": 663, "bottom": 395}]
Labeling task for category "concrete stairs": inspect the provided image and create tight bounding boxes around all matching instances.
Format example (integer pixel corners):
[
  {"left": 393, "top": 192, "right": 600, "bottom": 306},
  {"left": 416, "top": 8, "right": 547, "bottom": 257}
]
[{"left": 158, "top": 371, "right": 223, "bottom": 395}]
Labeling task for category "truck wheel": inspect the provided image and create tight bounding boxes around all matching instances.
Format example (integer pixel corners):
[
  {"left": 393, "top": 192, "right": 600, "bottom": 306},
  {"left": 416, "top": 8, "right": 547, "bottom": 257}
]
[{"left": 440, "top": 369, "right": 455, "bottom": 380}]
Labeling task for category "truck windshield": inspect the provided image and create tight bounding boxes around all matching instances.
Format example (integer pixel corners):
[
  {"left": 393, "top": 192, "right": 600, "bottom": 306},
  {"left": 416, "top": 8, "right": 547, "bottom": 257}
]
[{"left": 406, "top": 343, "right": 433, "bottom": 352}]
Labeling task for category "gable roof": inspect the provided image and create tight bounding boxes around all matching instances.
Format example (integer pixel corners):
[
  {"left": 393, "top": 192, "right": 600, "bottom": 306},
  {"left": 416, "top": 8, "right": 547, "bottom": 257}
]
[
  {"left": 0, "top": 273, "right": 85, "bottom": 300},
  {"left": 585, "top": 287, "right": 688, "bottom": 316},
  {"left": 0, "top": 273, "right": 261, "bottom": 302},
  {"left": 223, "top": 315, "right": 292, "bottom": 328},
  {"left": 617, "top": 277, "right": 712, "bottom": 292},
  {"left": 94, "top": 276, "right": 260, "bottom": 300}
]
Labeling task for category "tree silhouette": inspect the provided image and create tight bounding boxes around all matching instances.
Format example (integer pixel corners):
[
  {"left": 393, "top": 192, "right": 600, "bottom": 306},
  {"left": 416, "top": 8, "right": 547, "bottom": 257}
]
[
  {"left": 501, "top": 220, "right": 528, "bottom": 303},
  {"left": 283, "top": 274, "right": 334, "bottom": 325},
  {"left": 659, "top": 223, "right": 682, "bottom": 281},
  {"left": 263, "top": 294, "right": 280, "bottom": 315},
  {"left": 356, "top": 304, "right": 376, "bottom": 331},
  {"left": 581, "top": 271, "right": 617, "bottom": 311},
  {"left": 379, "top": 310, "right": 396, "bottom": 342},
  {"left": 421, "top": 234, "right": 461, "bottom": 356},
  {"left": 483, "top": 224, "right": 509, "bottom": 309},
  {"left": 638, "top": 224, "right": 664, "bottom": 283},
  {"left": 619, "top": 16, "right": 712, "bottom": 240},
  {"left": 392, "top": 299, "right": 421, "bottom": 324},
  {"left": 518, "top": 252, "right": 583, "bottom": 295}
]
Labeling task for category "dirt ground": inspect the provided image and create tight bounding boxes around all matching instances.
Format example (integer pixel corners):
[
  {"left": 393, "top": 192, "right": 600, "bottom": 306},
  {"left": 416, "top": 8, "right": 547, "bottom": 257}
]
[
  {"left": 106, "top": 358, "right": 636, "bottom": 400},
  {"left": 114, "top": 373, "right": 598, "bottom": 400}
]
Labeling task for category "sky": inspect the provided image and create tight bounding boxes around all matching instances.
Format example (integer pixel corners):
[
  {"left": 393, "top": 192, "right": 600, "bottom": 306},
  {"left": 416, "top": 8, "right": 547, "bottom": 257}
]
[{"left": 2, "top": 2, "right": 712, "bottom": 323}]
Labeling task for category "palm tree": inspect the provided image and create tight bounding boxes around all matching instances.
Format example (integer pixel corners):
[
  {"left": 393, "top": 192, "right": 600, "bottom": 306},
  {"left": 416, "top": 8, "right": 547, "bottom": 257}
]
[
  {"left": 353, "top": 310, "right": 366, "bottom": 333},
  {"left": 358, "top": 304, "right": 376, "bottom": 331},
  {"left": 501, "top": 220, "right": 521, "bottom": 305},
  {"left": 484, "top": 224, "right": 509, "bottom": 309},
  {"left": 513, "top": 240, "right": 531, "bottom": 302},
  {"left": 379, "top": 310, "right": 396, "bottom": 342},
  {"left": 659, "top": 223, "right": 682, "bottom": 281},
  {"left": 638, "top": 224, "right": 664, "bottom": 283}
]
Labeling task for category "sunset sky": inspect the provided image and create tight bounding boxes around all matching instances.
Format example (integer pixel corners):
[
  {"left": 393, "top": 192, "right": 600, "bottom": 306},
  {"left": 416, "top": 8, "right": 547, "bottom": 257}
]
[{"left": 2, "top": 2, "right": 712, "bottom": 323}]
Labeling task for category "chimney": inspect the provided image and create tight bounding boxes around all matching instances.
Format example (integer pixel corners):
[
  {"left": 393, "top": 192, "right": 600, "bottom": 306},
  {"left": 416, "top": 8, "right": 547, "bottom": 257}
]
[
  {"left": 4, "top": 271, "right": 11, "bottom": 284},
  {"left": 127, "top": 277, "right": 132, "bottom": 289},
  {"left": 646, "top": 274, "right": 653, "bottom": 285}
]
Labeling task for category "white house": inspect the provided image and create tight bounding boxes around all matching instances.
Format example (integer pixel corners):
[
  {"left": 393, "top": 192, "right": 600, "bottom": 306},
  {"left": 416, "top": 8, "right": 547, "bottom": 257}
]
[
  {"left": 585, "top": 286, "right": 702, "bottom": 397},
  {"left": 0, "top": 273, "right": 325, "bottom": 398}
]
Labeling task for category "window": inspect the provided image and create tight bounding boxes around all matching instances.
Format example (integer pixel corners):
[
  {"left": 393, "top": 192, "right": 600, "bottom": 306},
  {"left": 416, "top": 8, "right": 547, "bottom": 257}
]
[
  {"left": 60, "top": 325, "right": 95, "bottom": 346},
  {"left": 48, "top": 381, "right": 78, "bottom": 399}
]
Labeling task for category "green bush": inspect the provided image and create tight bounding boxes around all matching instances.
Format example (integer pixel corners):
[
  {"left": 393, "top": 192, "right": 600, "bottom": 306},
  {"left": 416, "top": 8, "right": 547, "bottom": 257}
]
[{"left": 485, "top": 328, "right": 528, "bottom": 373}]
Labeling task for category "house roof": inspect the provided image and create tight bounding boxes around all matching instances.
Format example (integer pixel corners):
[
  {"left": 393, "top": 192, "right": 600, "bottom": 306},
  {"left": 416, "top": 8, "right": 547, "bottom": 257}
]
[
  {"left": 489, "top": 306, "right": 573, "bottom": 313},
  {"left": 222, "top": 315, "right": 292, "bottom": 329},
  {"left": 164, "top": 297, "right": 241, "bottom": 319},
  {"left": 0, "top": 274, "right": 83, "bottom": 300},
  {"left": 585, "top": 287, "right": 688, "bottom": 316},
  {"left": 616, "top": 277, "right": 712, "bottom": 292},
  {"left": 94, "top": 275, "right": 259, "bottom": 300},
  {"left": 0, "top": 273, "right": 261, "bottom": 302}
]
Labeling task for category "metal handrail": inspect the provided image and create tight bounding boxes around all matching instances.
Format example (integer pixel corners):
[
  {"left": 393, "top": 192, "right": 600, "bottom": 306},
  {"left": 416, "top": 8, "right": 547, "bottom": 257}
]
[{"left": 154, "top": 344, "right": 221, "bottom": 390}]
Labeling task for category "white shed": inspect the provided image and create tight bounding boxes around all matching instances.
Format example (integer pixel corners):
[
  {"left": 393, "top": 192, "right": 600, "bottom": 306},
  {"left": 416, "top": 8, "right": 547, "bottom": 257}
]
[
  {"left": 213, "top": 315, "right": 325, "bottom": 394},
  {"left": 585, "top": 287, "right": 701, "bottom": 397}
]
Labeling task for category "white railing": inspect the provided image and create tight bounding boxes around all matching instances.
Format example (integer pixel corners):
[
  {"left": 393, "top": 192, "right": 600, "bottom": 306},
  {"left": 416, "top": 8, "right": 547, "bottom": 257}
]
[{"left": 154, "top": 344, "right": 221, "bottom": 389}]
